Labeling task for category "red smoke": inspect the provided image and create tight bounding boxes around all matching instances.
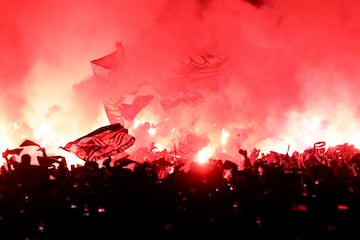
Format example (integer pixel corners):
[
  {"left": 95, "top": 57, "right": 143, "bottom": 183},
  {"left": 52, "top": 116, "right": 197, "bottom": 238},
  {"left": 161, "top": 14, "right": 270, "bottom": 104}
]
[{"left": 1, "top": 0, "right": 360, "bottom": 164}]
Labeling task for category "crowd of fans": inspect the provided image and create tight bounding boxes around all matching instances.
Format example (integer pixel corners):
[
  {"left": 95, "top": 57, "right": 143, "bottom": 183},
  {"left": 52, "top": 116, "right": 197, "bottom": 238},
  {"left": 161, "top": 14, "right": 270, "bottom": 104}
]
[{"left": 1, "top": 141, "right": 360, "bottom": 239}]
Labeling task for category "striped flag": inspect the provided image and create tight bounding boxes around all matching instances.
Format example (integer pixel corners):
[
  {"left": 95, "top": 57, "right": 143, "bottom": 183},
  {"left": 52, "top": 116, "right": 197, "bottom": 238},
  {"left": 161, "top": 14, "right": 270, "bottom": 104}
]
[{"left": 61, "top": 123, "right": 135, "bottom": 161}]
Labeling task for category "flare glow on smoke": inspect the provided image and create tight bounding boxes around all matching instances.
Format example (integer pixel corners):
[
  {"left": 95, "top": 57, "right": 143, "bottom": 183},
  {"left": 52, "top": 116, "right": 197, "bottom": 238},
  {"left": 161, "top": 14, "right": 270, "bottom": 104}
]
[{"left": 1, "top": 0, "right": 360, "bottom": 166}]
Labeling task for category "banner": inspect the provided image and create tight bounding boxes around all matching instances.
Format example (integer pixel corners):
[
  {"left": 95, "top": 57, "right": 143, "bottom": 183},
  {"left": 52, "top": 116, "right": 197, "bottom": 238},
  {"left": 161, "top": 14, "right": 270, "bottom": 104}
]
[
  {"left": 159, "top": 90, "right": 204, "bottom": 110},
  {"left": 61, "top": 123, "right": 135, "bottom": 161}
]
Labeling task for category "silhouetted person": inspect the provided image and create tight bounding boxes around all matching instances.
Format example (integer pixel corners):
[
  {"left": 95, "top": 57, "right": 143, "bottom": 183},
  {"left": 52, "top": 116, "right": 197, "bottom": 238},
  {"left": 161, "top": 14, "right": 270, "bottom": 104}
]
[
  {"left": 239, "top": 149, "right": 252, "bottom": 169},
  {"left": 14, "top": 154, "right": 33, "bottom": 189}
]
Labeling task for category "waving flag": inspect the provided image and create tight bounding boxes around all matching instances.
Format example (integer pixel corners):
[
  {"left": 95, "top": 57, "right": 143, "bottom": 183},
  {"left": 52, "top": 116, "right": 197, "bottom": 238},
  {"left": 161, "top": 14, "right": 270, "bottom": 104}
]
[
  {"left": 159, "top": 90, "right": 204, "bottom": 110},
  {"left": 120, "top": 94, "right": 154, "bottom": 121},
  {"left": 178, "top": 53, "right": 230, "bottom": 92},
  {"left": 103, "top": 94, "right": 154, "bottom": 127},
  {"left": 2, "top": 148, "right": 23, "bottom": 159},
  {"left": 3, "top": 140, "right": 40, "bottom": 168},
  {"left": 91, "top": 43, "right": 230, "bottom": 125},
  {"left": 19, "top": 139, "right": 41, "bottom": 148},
  {"left": 104, "top": 103, "right": 123, "bottom": 125},
  {"left": 61, "top": 123, "right": 135, "bottom": 161},
  {"left": 91, "top": 42, "right": 155, "bottom": 126},
  {"left": 158, "top": 53, "right": 229, "bottom": 110},
  {"left": 90, "top": 41, "right": 126, "bottom": 78},
  {"left": 61, "top": 124, "right": 135, "bottom": 161}
]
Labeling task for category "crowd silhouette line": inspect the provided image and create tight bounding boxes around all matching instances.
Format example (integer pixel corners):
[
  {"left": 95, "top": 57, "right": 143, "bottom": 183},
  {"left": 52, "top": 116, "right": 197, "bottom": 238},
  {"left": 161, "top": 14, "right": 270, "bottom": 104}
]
[{"left": 1, "top": 141, "right": 360, "bottom": 239}]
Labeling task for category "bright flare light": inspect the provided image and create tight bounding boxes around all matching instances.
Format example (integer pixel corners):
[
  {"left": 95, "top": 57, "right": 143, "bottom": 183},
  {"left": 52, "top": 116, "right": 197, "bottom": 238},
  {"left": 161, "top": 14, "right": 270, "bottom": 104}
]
[
  {"left": 148, "top": 127, "right": 156, "bottom": 136},
  {"left": 221, "top": 128, "right": 230, "bottom": 153},
  {"left": 2, "top": 0, "right": 360, "bottom": 169},
  {"left": 196, "top": 146, "right": 213, "bottom": 164},
  {"left": 58, "top": 148, "right": 85, "bottom": 168}
]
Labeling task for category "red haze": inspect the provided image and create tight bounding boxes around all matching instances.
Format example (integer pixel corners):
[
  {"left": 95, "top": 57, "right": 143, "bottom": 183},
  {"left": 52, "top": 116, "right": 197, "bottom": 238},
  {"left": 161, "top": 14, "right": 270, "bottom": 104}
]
[{"left": 1, "top": 0, "right": 360, "bottom": 163}]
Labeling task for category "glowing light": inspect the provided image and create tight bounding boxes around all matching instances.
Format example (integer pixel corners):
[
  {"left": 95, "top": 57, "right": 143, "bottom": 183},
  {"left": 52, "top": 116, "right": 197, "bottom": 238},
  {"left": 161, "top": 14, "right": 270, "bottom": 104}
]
[
  {"left": 221, "top": 128, "right": 230, "bottom": 153},
  {"left": 13, "top": 122, "right": 20, "bottom": 130},
  {"left": 133, "top": 119, "right": 141, "bottom": 129},
  {"left": 2, "top": 0, "right": 360, "bottom": 169},
  {"left": 34, "top": 123, "right": 49, "bottom": 141},
  {"left": 58, "top": 148, "right": 85, "bottom": 168},
  {"left": 148, "top": 127, "right": 156, "bottom": 136},
  {"left": 196, "top": 146, "right": 213, "bottom": 164}
]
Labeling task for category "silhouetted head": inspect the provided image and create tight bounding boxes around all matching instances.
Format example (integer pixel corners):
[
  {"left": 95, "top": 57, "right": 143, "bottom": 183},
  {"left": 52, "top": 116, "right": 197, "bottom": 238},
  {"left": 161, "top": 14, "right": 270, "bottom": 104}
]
[{"left": 21, "top": 154, "right": 31, "bottom": 165}]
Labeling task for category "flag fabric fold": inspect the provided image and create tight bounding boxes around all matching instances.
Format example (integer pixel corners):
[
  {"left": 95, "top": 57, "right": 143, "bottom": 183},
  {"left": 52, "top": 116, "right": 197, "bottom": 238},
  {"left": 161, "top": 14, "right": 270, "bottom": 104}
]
[
  {"left": 2, "top": 148, "right": 23, "bottom": 158},
  {"left": 104, "top": 103, "right": 124, "bottom": 125},
  {"left": 103, "top": 94, "right": 154, "bottom": 127},
  {"left": 91, "top": 43, "right": 230, "bottom": 126},
  {"left": 121, "top": 95, "right": 154, "bottom": 121},
  {"left": 178, "top": 53, "right": 230, "bottom": 92},
  {"left": 19, "top": 139, "right": 41, "bottom": 148},
  {"left": 91, "top": 42, "right": 154, "bottom": 125},
  {"left": 90, "top": 42, "right": 126, "bottom": 78},
  {"left": 61, "top": 123, "right": 135, "bottom": 161},
  {"left": 159, "top": 90, "right": 204, "bottom": 110}
]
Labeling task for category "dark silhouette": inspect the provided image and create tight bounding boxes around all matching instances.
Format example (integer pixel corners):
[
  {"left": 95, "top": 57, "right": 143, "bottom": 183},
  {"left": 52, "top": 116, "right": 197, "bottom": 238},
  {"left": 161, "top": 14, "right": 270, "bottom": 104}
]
[{"left": 0, "top": 142, "right": 360, "bottom": 239}]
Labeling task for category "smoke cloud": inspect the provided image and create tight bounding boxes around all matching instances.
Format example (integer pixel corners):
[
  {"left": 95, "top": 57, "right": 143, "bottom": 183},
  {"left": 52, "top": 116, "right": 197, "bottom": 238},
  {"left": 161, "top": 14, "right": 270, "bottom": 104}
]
[{"left": 1, "top": 0, "right": 360, "bottom": 160}]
